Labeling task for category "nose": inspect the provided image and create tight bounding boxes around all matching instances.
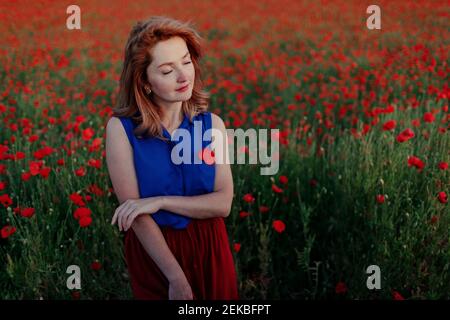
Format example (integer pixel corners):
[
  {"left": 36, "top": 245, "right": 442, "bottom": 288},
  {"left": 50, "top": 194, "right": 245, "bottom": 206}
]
[
  {"left": 177, "top": 68, "right": 189, "bottom": 83},
  {"left": 177, "top": 72, "right": 188, "bottom": 83}
]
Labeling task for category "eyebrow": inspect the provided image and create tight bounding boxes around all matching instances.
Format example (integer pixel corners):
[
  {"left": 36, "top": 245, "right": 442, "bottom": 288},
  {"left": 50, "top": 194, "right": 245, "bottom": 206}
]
[{"left": 157, "top": 51, "right": 190, "bottom": 68}]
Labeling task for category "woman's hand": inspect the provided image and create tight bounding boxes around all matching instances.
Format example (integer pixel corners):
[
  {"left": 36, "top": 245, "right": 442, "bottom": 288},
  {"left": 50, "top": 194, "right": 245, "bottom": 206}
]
[
  {"left": 111, "top": 197, "right": 164, "bottom": 232},
  {"left": 169, "top": 277, "right": 194, "bottom": 300}
]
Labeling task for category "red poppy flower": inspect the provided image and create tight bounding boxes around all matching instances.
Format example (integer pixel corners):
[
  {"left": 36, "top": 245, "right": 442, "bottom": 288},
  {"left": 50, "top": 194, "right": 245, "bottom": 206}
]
[
  {"left": 91, "top": 260, "right": 102, "bottom": 271},
  {"left": 376, "top": 194, "right": 385, "bottom": 204},
  {"left": 430, "top": 215, "right": 439, "bottom": 224},
  {"left": 82, "top": 128, "right": 94, "bottom": 141},
  {"left": 39, "top": 167, "right": 51, "bottom": 179},
  {"left": 396, "top": 128, "right": 415, "bottom": 143},
  {"left": 0, "top": 181, "right": 5, "bottom": 191},
  {"left": 272, "top": 220, "right": 286, "bottom": 233},
  {"left": 243, "top": 193, "right": 255, "bottom": 203},
  {"left": 79, "top": 216, "right": 92, "bottom": 228},
  {"left": 392, "top": 290, "right": 405, "bottom": 300},
  {"left": 382, "top": 120, "right": 396, "bottom": 131},
  {"left": 437, "top": 191, "right": 447, "bottom": 204},
  {"left": 29, "top": 161, "right": 43, "bottom": 176},
  {"left": 21, "top": 172, "right": 31, "bottom": 181},
  {"left": 14, "top": 151, "right": 25, "bottom": 160},
  {"left": 75, "top": 167, "right": 86, "bottom": 177},
  {"left": 279, "top": 175, "right": 288, "bottom": 184},
  {"left": 335, "top": 281, "right": 348, "bottom": 294},
  {"left": 20, "top": 207, "right": 35, "bottom": 218},
  {"left": 423, "top": 112, "right": 435, "bottom": 123},
  {"left": 438, "top": 162, "right": 448, "bottom": 170},
  {"left": 407, "top": 156, "right": 425, "bottom": 171},
  {"left": 0, "top": 194, "right": 13, "bottom": 208},
  {"left": 233, "top": 243, "right": 241, "bottom": 253},
  {"left": 239, "top": 211, "right": 252, "bottom": 218},
  {"left": 73, "top": 207, "right": 92, "bottom": 220},
  {"left": 70, "top": 193, "right": 86, "bottom": 207},
  {"left": 88, "top": 159, "right": 101, "bottom": 169},
  {"left": 259, "top": 205, "right": 270, "bottom": 213},
  {"left": 272, "top": 184, "right": 283, "bottom": 193},
  {"left": 71, "top": 291, "right": 81, "bottom": 300},
  {"left": 1, "top": 225, "right": 17, "bottom": 239}
]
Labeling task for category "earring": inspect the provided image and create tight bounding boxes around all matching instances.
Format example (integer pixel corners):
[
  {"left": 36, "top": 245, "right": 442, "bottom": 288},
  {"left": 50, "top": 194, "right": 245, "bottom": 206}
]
[{"left": 145, "top": 86, "right": 152, "bottom": 95}]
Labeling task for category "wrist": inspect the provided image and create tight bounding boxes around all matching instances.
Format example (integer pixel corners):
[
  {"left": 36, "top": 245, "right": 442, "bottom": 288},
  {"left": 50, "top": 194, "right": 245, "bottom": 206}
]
[
  {"left": 167, "top": 271, "right": 187, "bottom": 284},
  {"left": 158, "top": 196, "right": 166, "bottom": 211}
]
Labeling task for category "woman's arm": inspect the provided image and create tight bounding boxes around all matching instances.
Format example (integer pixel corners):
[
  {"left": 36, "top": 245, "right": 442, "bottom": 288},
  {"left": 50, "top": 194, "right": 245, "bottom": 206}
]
[
  {"left": 105, "top": 117, "right": 190, "bottom": 286},
  {"left": 158, "top": 112, "right": 234, "bottom": 219}
]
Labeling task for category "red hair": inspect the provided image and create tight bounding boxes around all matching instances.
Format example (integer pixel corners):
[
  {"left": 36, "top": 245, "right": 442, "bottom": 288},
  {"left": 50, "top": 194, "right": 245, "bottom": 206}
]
[{"left": 113, "top": 16, "right": 209, "bottom": 141}]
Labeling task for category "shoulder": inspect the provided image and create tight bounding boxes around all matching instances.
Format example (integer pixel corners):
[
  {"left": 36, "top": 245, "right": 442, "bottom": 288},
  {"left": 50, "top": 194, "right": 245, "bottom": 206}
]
[
  {"left": 106, "top": 116, "right": 130, "bottom": 145},
  {"left": 209, "top": 112, "right": 227, "bottom": 131},
  {"left": 106, "top": 116, "right": 125, "bottom": 134}
]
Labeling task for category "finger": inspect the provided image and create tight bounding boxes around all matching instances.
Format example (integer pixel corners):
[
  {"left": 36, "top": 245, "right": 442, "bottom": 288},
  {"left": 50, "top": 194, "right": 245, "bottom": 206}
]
[
  {"left": 119, "top": 203, "right": 131, "bottom": 232},
  {"left": 111, "top": 209, "right": 118, "bottom": 225},
  {"left": 112, "top": 202, "right": 127, "bottom": 226},
  {"left": 124, "top": 208, "right": 138, "bottom": 231},
  {"left": 125, "top": 211, "right": 139, "bottom": 231},
  {"left": 117, "top": 202, "right": 130, "bottom": 231}
]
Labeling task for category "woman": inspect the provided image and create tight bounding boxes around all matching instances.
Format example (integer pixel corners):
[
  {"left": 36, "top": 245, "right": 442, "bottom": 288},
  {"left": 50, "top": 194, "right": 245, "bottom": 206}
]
[{"left": 105, "top": 16, "right": 239, "bottom": 300}]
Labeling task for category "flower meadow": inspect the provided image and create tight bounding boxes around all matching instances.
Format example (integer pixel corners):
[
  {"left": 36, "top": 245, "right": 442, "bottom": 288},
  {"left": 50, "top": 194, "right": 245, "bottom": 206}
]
[{"left": 0, "top": 0, "right": 448, "bottom": 299}]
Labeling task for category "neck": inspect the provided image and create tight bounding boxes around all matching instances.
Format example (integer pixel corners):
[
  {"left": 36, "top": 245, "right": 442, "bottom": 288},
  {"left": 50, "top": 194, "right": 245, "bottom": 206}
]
[{"left": 155, "top": 99, "right": 184, "bottom": 129}]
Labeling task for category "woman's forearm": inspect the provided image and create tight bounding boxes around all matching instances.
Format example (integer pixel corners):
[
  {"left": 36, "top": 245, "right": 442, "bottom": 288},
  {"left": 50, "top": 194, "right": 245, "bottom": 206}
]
[
  {"left": 158, "top": 191, "right": 232, "bottom": 219},
  {"left": 130, "top": 214, "right": 187, "bottom": 283}
]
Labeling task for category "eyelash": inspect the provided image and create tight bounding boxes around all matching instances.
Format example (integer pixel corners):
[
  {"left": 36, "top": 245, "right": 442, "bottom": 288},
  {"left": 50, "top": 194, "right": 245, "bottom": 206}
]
[{"left": 162, "top": 61, "right": 192, "bottom": 75}]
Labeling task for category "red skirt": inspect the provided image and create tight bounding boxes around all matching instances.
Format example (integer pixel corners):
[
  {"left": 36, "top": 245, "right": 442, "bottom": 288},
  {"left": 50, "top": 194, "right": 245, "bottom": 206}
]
[{"left": 124, "top": 216, "right": 239, "bottom": 300}]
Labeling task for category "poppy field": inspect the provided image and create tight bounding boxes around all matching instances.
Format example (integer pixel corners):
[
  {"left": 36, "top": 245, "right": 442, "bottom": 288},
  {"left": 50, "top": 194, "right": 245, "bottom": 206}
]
[{"left": 0, "top": 0, "right": 449, "bottom": 299}]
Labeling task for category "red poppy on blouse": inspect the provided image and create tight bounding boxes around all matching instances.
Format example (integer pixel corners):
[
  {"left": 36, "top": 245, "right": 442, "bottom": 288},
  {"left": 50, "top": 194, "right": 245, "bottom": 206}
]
[{"left": 198, "top": 147, "right": 215, "bottom": 165}]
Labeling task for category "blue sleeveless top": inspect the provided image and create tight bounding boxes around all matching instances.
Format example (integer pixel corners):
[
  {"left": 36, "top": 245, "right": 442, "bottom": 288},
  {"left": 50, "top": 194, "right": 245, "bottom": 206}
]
[{"left": 117, "top": 111, "right": 216, "bottom": 230}]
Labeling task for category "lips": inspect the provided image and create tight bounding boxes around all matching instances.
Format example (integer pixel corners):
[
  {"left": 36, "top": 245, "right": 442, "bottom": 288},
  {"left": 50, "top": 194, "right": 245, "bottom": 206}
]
[{"left": 176, "top": 84, "right": 189, "bottom": 91}]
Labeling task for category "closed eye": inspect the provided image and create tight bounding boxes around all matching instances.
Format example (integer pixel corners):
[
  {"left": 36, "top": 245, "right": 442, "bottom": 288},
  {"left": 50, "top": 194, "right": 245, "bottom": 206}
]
[{"left": 163, "top": 61, "right": 192, "bottom": 75}]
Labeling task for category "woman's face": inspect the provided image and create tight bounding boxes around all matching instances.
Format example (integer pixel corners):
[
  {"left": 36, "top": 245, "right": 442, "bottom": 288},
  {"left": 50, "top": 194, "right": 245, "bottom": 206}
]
[{"left": 146, "top": 36, "right": 195, "bottom": 103}]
